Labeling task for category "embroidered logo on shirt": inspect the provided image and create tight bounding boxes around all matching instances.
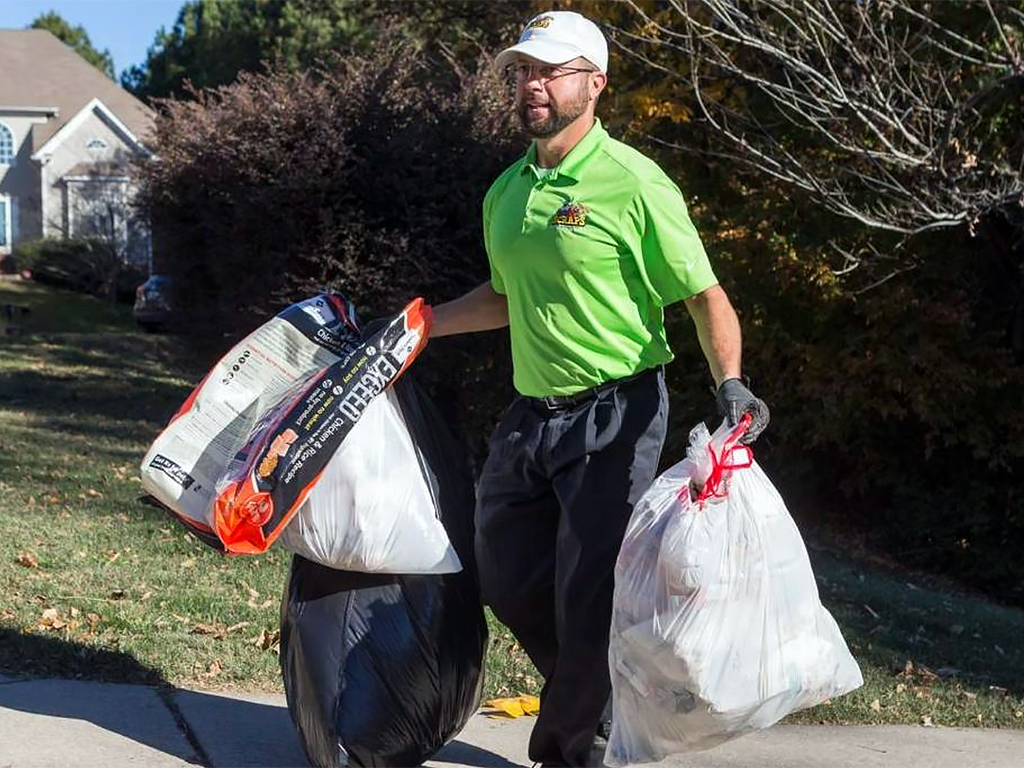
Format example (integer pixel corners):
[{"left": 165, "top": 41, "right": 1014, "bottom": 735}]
[
  {"left": 527, "top": 16, "right": 553, "bottom": 30},
  {"left": 551, "top": 200, "right": 588, "bottom": 228}
]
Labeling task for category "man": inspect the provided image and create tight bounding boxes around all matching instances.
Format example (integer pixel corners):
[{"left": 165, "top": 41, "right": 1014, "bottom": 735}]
[{"left": 428, "top": 11, "right": 769, "bottom": 767}]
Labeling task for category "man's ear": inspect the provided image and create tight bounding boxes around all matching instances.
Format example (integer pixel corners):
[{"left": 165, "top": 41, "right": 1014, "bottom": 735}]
[{"left": 590, "top": 71, "right": 608, "bottom": 100}]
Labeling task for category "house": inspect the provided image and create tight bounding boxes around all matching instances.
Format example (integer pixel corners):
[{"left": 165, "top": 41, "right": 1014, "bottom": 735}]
[{"left": 0, "top": 29, "right": 154, "bottom": 266}]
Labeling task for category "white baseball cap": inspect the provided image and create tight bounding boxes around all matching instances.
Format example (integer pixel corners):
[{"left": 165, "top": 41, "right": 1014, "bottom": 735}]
[{"left": 495, "top": 11, "right": 608, "bottom": 73}]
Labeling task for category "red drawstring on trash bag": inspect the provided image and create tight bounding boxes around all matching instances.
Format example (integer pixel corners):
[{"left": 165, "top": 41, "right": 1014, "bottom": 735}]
[{"left": 681, "top": 413, "right": 754, "bottom": 507}]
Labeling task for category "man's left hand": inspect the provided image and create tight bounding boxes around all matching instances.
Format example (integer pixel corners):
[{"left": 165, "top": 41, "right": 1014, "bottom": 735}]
[{"left": 716, "top": 378, "right": 770, "bottom": 444}]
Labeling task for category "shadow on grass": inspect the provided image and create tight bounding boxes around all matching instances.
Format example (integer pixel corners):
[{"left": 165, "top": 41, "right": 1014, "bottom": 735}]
[
  {"left": 0, "top": 627, "right": 165, "bottom": 685},
  {"left": 808, "top": 546, "right": 1024, "bottom": 695},
  {"left": 0, "top": 340, "right": 199, "bottom": 425}
]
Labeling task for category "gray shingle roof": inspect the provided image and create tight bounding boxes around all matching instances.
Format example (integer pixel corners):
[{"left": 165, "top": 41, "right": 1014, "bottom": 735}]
[{"left": 0, "top": 29, "right": 154, "bottom": 152}]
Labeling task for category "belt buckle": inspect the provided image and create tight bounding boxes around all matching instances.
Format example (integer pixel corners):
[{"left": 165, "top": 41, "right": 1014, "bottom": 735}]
[{"left": 541, "top": 395, "right": 567, "bottom": 411}]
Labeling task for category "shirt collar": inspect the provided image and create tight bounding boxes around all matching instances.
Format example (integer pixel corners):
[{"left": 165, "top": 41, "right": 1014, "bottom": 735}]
[{"left": 522, "top": 118, "right": 608, "bottom": 182}]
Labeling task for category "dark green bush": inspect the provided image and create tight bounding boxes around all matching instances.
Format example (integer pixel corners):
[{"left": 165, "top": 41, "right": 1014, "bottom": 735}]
[{"left": 14, "top": 238, "right": 145, "bottom": 303}]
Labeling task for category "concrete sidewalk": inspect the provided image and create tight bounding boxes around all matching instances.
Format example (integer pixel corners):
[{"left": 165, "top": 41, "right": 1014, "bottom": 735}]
[{"left": 1, "top": 676, "right": 1022, "bottom": 768}]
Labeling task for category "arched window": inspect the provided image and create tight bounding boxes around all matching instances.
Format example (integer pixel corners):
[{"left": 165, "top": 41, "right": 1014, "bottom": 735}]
[{"left": 0, "top": 123, "right": 13, "bottom": 166}]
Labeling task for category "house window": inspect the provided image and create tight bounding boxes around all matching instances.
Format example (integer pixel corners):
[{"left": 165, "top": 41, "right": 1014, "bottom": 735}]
[
  {"left": 0, "top": 194, "right": 11, "bottom": 250},
  {"left": 0, "top": 123, "right": 14, "bottom": 166},
  {"left": 87, "top": 138, "right": 109, "bottom": 153}
]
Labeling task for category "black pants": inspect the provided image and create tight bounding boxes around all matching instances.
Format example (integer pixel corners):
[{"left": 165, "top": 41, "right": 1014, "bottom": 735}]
[{"left": 475, "top": 368, "right": 668, "bottom": 767}]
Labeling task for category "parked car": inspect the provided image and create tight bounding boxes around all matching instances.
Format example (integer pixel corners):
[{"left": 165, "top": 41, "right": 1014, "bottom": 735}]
[{"left": 133, "top": 275, "right": 175, "bottom": 331}]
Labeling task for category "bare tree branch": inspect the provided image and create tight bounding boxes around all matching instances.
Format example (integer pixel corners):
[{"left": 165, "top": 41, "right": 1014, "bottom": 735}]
[{"left": 608, "top": 0, "right": 1024, "bottom": 239}]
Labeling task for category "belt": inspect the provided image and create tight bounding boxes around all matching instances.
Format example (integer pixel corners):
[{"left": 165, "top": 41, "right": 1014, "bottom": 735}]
[{"left": 525, "top": 367, "right": 660, "bottom": 412}]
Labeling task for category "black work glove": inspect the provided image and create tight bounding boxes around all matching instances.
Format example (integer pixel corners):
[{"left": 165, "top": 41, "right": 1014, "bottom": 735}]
[{"left": 716, "top": 377, "right": 770, "bottom": 445}]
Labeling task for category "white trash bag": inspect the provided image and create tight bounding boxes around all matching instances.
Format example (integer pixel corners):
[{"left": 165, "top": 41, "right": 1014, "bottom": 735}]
[
  {"left": 606, "top": 417, "right": 862, "bottom": 765},
  {"left": 278, "top": 387, "right": 461, "bottom": 574}
]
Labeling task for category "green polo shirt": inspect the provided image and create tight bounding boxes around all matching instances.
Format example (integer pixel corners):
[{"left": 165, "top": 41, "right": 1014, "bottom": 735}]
[{"left": 483, "top": 119, "right": 718, "bottom": 397}]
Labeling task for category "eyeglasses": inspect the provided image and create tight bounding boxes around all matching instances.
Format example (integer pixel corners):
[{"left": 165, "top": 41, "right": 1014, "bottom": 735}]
[{"left": 512, "top": 62, "right": 596, "bottom": 84}]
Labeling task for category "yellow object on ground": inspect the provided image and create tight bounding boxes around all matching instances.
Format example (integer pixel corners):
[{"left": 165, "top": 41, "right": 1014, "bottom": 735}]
[{"left": 482, "top": 695, "right": 541, "bottom": 718}]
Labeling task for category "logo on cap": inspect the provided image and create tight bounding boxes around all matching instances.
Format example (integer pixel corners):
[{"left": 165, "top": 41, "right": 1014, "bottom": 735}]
[
  {"left": 527, "top": 16, "right": 553, "bottom": 30},
  {"left": 552, "top": 200, "right": 588, "bottom": 228}
]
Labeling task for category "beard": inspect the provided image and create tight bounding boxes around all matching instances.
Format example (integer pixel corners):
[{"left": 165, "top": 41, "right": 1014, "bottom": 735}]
[{"left": 517, "top": 85, "right": 590, "bottom": 138}]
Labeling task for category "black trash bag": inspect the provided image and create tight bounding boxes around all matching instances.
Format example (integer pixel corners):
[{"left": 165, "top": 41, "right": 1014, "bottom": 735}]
[{"left": 280, "top": 376, "right": 488, "bottom": 768}]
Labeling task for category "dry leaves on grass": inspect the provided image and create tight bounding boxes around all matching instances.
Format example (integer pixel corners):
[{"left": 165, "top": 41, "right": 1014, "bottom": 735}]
[
  {"left": 253, "top": 628, "right": 281, "bottom": 655},
  {"left": 896, "top": 660, "right": 938, "bottom": 684},
  {"left": 191, "top": 621, "right": 250, "bottom": 640},
  {"left": 243, "top": 582, "right": 274, "bottom": 610},
  {"left": 38, "top": 607, "right": 67, "bottom": 630},
  {"left": 15, "top": 552, "right": 39, "bottom": 569}
]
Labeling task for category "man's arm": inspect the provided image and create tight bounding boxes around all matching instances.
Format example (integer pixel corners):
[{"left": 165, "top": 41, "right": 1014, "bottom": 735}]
[
  {"left": 683, "top": 284, "right": 742, "bottom": 387},
  {"left": 431, "top": 281, "right": 509, "bottom": 338},
  {"left": 684, "top": 284, "right": 770, "bottom": 443}
]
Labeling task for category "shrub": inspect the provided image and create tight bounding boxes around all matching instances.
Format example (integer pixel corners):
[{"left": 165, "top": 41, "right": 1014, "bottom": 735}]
[
  {"left": 13, "top": 238, "right": 145, "bottom": 303},
  {"left": 137, "top": 34, "right": 523, "bottom": 456}
]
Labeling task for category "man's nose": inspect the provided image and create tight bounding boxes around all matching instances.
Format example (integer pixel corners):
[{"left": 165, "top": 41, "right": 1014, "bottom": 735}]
[{"left": 523, "top": 77, "right": 545, "bottom": 94}]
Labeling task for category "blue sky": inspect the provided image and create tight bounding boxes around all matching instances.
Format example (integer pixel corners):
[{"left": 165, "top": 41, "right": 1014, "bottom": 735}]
[{"left": 1, "top": 0, "right": 184, "bottom": 79}]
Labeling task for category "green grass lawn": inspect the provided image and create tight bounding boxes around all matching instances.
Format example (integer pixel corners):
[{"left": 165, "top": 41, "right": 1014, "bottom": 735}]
[{"left": 0, "top": 280, "right": 1022, "bottom": 728}]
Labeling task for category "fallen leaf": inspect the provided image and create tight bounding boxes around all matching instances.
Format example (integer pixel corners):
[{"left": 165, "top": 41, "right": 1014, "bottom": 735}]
[
  {"left": 191, "top": 622, "right": 226, "bottom": 639},
  {"left": 253, "top": 628, "right": 281, "bottom": 653},
  {"left": 895, "top": 684, "right": 907, "bottom": 694},
  {"left": 70, "top": 607, "right": 80, "bottom": 618},
  {"left": 921, "top": 715, "right": 934, "bottom": 727},
  {"left": 1, "top": 609, "right": 16, "bottom": 621},
  {"left": 915, "top": 664, "right": 938, "bottom": 682},
  {"left": 39, "top": 608, "right": 66, "bottom": 630},
  {"left": 16, "top": 552, "right": 39, "bottom": 569},
  {"left": 870, "top": 699, "right": 881, "bottom": 712},
  {"left": 226, "top": 621, "right": 250, "bottom": 634},
  {"left": 204, "top": 660, "right": 223, "bottom": 678},
  {"left": 182, "top": 558, "right": 196, "bottom": 569},
  {"left": 140, "top": 591, "right": 154, "bottom": 601},
  {"left": 86, "top": 489, "right": 103, "bottom": 498}
]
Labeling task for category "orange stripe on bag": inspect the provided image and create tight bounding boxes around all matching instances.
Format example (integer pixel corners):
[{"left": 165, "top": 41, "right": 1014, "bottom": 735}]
[{"left": 212, "top": 298, "right": 432, "bottom": 554}]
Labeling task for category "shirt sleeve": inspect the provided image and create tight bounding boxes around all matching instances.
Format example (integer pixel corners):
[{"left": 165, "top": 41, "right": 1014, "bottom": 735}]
[
  {"left": 482, "top": 184, "right": 506, "bottom": 295},
  {"left": 625, "top": 175, "right": 718, "bottom": 306}
]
